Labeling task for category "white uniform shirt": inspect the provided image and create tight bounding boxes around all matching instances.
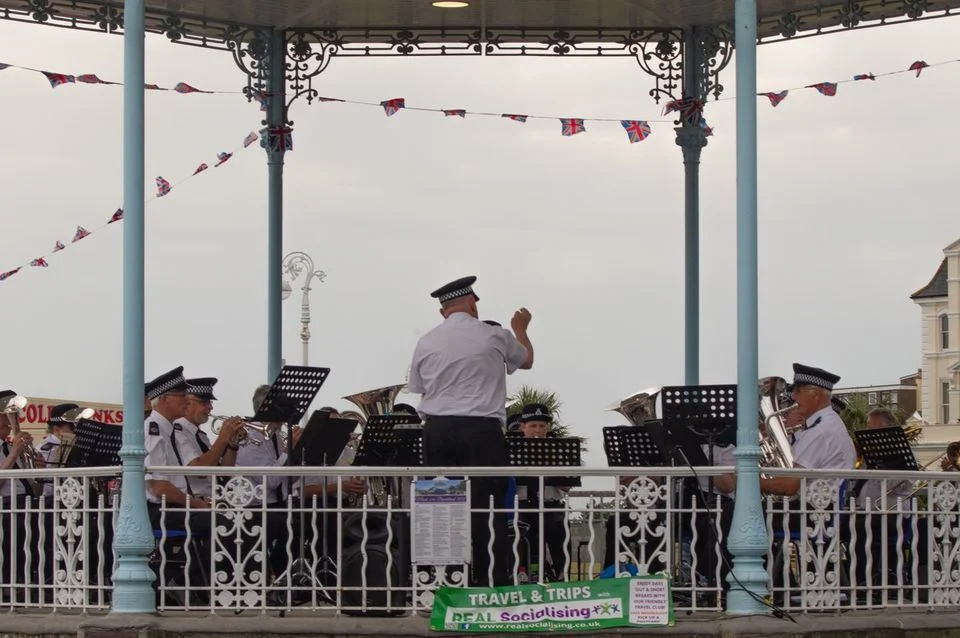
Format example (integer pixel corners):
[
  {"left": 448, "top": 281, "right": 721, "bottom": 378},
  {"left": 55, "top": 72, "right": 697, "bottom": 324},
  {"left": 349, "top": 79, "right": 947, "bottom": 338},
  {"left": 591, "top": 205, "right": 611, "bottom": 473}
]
[
  {"left": 855, "top": 474, "right": 914, "bottom": 511},
  {"left": 234, "top": 425, "right": 288, "bottom": 505},
  {"left": 144, "top": 411, "right": 189, "bottom": 504},
  {"left": 408, "top": 312, "right": 528, "bottom": 422},
  {"left": 698, "top": 443, "right": 737, "bottom": 498},
  {"left": 172, "top": 418, "right": 216, "bottom": 498},
  {"left": 792, "top": 405, "right": 857, "bottom": 470},
  {"left": 39, "top": 433, "right": 61, "bottom": 498},
  {"left": 0, "top": 438, "right": 30, "bottom": 497}
]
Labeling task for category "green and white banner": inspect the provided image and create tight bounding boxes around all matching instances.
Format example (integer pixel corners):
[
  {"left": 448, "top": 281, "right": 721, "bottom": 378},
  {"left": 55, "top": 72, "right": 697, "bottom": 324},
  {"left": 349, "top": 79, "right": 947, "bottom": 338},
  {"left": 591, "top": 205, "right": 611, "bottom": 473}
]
[{"left": 430, "top": 576, "right": 673, "bottom": 633}]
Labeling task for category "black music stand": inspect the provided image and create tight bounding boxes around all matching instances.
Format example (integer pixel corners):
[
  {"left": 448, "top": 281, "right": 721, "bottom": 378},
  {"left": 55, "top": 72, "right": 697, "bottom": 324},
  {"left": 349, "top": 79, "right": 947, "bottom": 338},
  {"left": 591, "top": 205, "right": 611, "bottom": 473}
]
[
  {"left": 852, "top": 426, "right": 919, "bottom": 502},
  {"left": 65, "top": 419, "right": 122, "bottom": 468},
  {"left": 601, "top": 426, "right": 667, "bottom": 468},
  {"left": 508, "top": 437, "right": 582, "bottom": 488}
]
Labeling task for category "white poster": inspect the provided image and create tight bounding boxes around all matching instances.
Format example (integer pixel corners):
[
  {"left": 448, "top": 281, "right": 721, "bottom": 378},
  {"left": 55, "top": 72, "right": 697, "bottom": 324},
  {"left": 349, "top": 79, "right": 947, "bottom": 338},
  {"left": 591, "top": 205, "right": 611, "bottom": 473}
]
[{"left": 412, "top": 478, "right": 471, "bottom": 565}]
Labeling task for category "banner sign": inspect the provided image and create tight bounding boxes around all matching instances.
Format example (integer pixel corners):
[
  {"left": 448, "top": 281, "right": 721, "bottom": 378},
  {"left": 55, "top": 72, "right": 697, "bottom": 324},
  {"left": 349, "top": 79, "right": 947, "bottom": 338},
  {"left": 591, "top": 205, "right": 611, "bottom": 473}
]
[
  {"left": 21, "top": 397, "right": 123, "bottom": 428},
  {"left": 430, "top": 576, "right": 673, "bottom": 633}
]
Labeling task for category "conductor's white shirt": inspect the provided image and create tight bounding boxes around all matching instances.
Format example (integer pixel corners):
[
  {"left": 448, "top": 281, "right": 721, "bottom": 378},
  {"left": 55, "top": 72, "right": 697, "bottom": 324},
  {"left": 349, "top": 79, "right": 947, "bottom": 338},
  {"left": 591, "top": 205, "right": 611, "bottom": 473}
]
[{"left": 408, "top": 312, "right": 528, "bottom": 422}]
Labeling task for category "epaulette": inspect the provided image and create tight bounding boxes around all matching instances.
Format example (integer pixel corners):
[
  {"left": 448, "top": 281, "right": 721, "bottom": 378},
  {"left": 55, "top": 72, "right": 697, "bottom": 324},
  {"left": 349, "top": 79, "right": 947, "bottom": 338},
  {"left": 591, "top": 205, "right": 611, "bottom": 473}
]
[
  {"left": 148, "top": 422, "right": 160, "bottom": 436},
  {"left": 173, "top": 422, "right": 183, "bottom": 431}
]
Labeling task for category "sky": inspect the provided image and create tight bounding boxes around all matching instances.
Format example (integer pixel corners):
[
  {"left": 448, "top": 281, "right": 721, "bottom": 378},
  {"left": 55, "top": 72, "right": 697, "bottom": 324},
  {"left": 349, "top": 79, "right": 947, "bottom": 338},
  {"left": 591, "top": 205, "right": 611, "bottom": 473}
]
[{"left": 0, "top": 15, "right": 957, "bottom": 468}]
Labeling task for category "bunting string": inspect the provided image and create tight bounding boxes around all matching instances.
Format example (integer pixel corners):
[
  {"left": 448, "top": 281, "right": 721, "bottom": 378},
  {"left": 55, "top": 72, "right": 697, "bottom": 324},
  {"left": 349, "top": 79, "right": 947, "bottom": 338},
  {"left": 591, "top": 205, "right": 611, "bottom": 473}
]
[
  {"left": 0, "top": 56, "right": 955, "bottom": 139},
  {"left": 0, "top": 130, "right": 263, "bottom": 284}
]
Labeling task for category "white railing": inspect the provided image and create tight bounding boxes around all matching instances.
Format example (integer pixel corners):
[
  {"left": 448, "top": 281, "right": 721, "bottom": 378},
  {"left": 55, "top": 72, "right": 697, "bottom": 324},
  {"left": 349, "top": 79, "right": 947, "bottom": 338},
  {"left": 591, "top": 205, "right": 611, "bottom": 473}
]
[{"left": 0, "top": 465, "right": 958, "bottom": 616}]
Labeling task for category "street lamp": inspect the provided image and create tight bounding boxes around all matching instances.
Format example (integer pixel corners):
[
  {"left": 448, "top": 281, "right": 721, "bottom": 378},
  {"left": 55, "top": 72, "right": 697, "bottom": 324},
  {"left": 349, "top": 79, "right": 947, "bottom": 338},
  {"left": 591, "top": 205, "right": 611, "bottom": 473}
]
[{"left": 281, "top": 251, "right": 326, "bottom": 367}]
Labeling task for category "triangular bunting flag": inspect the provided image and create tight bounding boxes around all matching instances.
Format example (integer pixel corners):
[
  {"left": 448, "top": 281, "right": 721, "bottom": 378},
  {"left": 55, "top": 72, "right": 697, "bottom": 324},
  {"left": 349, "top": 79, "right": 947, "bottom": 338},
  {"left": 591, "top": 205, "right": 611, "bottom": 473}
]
[
  {"left": 620, "top": 120, "right": 651, "bottom": 144},
  {"left": 443, "top": 109, "right": 466, "bottom": 118},
  {"left": 502, "top": 114, "right": 528, "bottom": 123},
  {"left": 759, "top": 90, "right": 788, "bottom": 107},
  {"left": 807, "top": 82, "right": 838, "bottom": 96},
  {"left": 559, "top": 118, "right": 586, "bottom": 137},
  {"left": 317, "top": 96, "right": 344, "bottom": 103},
  {"left": 0, "top": 268, "right": 21, "bottom": 281},
  {"left": 72, "top": 226, "right": 90, "bottom": 242},
  {"left": 30, "top": 258, "right": 48, "bottom": 268},
  {"left": 193, "top": 163, "right": 208, "bottom": 176},
  {"left": 53, "top": 241, "right": 65, "bottom": 253},
  {"left": 108, "top": 208, "right": 124, "bottom": 223},
  {"left": 144, "top": 83, "right": 163, "bottom": 90},
  {"left": 909, "top": 60, "right": 929, "bottom": 77},
  {"left": 0, "top": 63, "right": 10, "bottom": 71},
  {"left": 214, "top": 152, "right": 233, "bottom": 167},
  {"left": 156, "top": 176, "right": 172, "bottom": 197},
  {"left": 699, "top": 118, "right": 714, "bottom": 138},
  {"left": 853, "top": 73, "right": 876, "bottom": 81},
  {"left": 41, "top": 72, "right": 75, "bottom": 88},
  {"left": 77, "top": 74, "right": 110, "bottom": 84},
  {"left": 380, "top": 98, "right": 406, "bottom": 116},
  {"left": 243, "top": 132, "right": 258, "bottom": 148},
  {"left": 173, "top": 82, "right": 210, "bottom": 94},
  {"left": 663, "top": 98, "right": 704, "bottom": 124}
]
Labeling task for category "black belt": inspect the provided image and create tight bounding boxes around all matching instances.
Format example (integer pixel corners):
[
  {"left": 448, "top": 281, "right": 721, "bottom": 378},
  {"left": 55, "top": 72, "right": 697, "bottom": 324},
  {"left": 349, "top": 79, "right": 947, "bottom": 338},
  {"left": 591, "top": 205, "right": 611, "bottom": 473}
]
[{"left": 424, "top": 416, "right": 502, "bottom": 425}]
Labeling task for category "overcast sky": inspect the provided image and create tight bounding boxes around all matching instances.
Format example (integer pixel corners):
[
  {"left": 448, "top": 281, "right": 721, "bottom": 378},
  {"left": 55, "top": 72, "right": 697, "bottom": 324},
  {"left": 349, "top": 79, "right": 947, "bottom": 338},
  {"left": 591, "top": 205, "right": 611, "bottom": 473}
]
[{"left": 0, "top": 17, "right": 956, "bottom": 467}]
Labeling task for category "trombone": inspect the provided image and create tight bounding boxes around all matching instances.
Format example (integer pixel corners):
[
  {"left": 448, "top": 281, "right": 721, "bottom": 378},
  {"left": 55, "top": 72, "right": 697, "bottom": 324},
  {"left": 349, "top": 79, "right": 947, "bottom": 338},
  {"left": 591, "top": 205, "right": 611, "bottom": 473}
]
[{"left": 881, "top": 442, "right": 960, "bottom": 510}]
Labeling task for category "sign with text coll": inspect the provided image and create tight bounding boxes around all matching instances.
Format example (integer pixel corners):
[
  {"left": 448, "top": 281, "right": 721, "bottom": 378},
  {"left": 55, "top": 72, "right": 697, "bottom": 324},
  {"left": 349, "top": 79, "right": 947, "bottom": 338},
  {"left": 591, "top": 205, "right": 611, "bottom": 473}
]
[{"left": 430, "top": 576, "right": 674, "bottom": 633}]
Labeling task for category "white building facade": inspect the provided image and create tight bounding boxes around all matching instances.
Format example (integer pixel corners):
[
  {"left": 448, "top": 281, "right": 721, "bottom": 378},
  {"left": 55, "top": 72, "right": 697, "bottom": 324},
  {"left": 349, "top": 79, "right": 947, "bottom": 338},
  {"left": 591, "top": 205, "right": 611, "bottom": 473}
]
[{"left": 912, "top": 238, "right": 960, "bottom": 426}]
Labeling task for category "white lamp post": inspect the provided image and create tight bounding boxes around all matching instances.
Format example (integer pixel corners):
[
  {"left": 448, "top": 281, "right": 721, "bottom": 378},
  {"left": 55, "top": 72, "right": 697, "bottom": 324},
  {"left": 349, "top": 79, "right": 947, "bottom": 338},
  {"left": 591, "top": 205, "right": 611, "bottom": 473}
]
[{"left": 281, "top": 251, "right": 326, "bottom": 367}]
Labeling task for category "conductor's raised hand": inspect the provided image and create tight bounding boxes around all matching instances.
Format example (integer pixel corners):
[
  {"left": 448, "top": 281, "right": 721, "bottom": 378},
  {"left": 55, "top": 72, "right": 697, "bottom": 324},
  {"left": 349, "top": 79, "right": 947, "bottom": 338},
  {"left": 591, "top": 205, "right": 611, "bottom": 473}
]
[{"left": 511, "top": 307, "right": 532, "bottom": 333}]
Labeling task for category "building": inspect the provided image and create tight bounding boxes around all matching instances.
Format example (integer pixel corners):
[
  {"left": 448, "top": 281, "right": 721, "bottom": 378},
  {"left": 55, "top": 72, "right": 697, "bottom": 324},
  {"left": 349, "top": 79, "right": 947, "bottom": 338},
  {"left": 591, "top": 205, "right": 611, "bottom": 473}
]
[
  {"left": 18, "top": 396, "right": 123, "bottom": 437},
  {"left": 833, "top": 373, "right": 919, "bottom": 418},
  {"left": 911, "top": 238, "right": 960, "bottom": 426}
]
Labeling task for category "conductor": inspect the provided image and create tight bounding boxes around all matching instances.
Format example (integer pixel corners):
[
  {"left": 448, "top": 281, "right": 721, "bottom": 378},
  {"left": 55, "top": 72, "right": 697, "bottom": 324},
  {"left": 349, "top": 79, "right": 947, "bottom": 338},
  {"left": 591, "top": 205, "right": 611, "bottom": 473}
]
[{"left": 407, "top": 275, "right": 534, "bottom": 586}]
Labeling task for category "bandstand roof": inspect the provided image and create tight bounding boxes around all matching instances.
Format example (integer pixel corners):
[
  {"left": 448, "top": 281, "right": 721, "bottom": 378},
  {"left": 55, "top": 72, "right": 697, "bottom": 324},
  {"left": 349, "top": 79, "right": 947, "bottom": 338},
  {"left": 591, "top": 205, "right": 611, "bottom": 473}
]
[{"left": 1, "top": 0, "right": 958, "bottom": 50}]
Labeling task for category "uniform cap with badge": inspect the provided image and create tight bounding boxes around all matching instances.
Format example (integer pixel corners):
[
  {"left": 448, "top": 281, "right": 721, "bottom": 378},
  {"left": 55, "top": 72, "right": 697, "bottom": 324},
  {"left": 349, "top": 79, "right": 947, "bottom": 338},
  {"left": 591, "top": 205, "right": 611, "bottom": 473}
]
[
  {"left": 519, "top": 402, "right": 553, "bottom": 423},
  {"left": 145, "top": 366, "right": 188, "bottom": 400},
  {"left": 431, "top": 275, "right": 479, "bottom": 304},
  {"left": 185, "top": 377, "right": 218, "bottom": 401},
  {"left": 790, "top": 363, "right": 841, "bottom": 392}
]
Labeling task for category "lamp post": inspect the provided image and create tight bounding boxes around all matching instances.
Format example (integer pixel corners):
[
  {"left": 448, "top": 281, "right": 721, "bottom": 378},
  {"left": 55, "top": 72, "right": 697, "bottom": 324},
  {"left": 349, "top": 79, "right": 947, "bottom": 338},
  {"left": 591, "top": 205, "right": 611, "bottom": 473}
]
[{"left": 281, "top": 251, "right": 326, "bottom": 367}]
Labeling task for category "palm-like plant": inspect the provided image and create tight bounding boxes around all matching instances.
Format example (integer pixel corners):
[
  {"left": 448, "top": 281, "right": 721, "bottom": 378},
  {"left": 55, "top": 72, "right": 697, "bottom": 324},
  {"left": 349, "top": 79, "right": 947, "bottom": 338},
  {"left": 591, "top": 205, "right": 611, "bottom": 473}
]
[
  {"left": 506, "top": 385, "right": 569, "bottom": 437},
  {"left": 839, "top": 392, "right": 921, "bottom": 444}
]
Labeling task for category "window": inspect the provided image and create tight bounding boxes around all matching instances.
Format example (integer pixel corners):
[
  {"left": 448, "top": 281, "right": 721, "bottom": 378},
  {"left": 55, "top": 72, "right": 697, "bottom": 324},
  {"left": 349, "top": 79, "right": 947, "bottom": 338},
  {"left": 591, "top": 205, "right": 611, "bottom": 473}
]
[
  {"left": 941, "top": 314, "right": 950, "bottom": 350},
  {"left": 890, "top": 392, "right": 899, "bottom": 405},
  {"left": 868, "top": 392, "right": 877, "bottom": 405},
  {"left": 942, "top": 381, "right": 951, "bottom": 424}
]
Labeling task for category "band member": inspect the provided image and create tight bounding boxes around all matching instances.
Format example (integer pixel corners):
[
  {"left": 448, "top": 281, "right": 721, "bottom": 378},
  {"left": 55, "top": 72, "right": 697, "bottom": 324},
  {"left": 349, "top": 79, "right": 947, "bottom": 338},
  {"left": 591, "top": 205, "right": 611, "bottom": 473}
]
[
  {"left": 392, "top": 403, "right": 418, "bottom": 416},
  {"left": 516, "top": 403, "right": 570, "bottom": 582},
  {"left": 38, "top": 403, "right": 83, "bottom": 496},
  {"left": 173, "top": 377, "right": 241, "bottom": 499},
  {"left": 0, "top": 389, "right": 40, "bottom": 602},
  {"left": 760, "top": 363, "right": 857, "bottom": 497},
  {"left": 407, "top": 275, "right": 533, "bottom": 586}
]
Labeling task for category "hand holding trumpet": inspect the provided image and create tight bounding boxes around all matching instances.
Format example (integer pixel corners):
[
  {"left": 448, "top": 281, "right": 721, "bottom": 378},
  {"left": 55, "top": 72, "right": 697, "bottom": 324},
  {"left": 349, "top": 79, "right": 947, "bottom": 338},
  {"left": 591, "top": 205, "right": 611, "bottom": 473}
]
[{"left": 212, "top": 416, "right": 246, "bottom": 448}]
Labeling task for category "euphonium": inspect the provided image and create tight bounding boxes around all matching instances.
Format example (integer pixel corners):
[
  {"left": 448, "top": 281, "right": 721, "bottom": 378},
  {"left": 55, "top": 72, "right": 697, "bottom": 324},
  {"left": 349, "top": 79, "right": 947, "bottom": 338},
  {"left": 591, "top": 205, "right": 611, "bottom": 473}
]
[
  {"left": 0, "top": 394, "right": 40, "bottom": 494},
  {"left": 758, "top": 376, "right": 799, "bottom": 469},
  {"left": 341, "top": 383, "right": 407, "bottom": 507},
  {"left": 607, "top": 386, "right": 662, "bottom": 427}
]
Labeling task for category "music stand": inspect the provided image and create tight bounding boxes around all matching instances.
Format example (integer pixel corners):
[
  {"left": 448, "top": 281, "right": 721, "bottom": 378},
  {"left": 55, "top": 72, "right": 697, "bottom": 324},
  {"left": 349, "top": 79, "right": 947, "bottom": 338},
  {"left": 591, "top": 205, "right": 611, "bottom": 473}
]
[
  {"left": 290, "top": 413, "right": 357, "bottom": 468},
  {"left": 65, "top": 419, "right": 122, "bottom": 468},
  {"left": 508, "top": 437, "right": 582, "bottom": 488},
  {"left": 853, "top": 426, "right": 919, "bottom": 501},
  {"left": 601, "top": 426, "right": 667, "bottom": 468}
]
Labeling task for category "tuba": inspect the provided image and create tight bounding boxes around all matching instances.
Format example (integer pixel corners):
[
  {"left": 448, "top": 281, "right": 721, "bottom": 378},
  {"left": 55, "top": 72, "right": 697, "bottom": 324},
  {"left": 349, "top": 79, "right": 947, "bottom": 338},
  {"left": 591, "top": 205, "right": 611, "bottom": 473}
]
[
  {"left": 341, "top": 383, "right": 408, "bottom": 507},
  {"left": 758, "top": 376, "right": 799, "bottom": 469},
  {"left": 608, "top": 386, "right": 662, "bottom": 427},
  {"left": 0, "top": 394, "right": 41, "bottom": 495}
]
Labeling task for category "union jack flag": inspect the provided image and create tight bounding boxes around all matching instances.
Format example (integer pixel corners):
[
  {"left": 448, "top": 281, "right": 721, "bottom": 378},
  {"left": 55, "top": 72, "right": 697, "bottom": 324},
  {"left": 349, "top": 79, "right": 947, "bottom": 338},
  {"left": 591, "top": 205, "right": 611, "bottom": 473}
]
[
  {"left": 108, "top": 208, "right": 124, "bottom": 224},
  {"left": 156, "top": 176, "right": 172, "bottom": 197},
  {"left": 0, "top": 268, "right": 20, "bottom": 281},
  {"left": 909, "top": 60, "right": 929, "bottom": 77},
  {"left": 30, "top": 258, "right": 48, "bottom": 268},
  {"left": 502, "top": 114, "right": 528, "bottom": 123},
  {"left": 808, "top": 82, "right": 838, "bottom": 96},
  {"left": 77, "top": 74, "right": 110, "bottom": 84},
  {"left": 263, "top": 126, "right": 293, "bottom": 152},
  {"left": 759, "top": 90, "right": 788, "bottom": 107},
  {"left": 559, "top": 118, "right": 586, "bottom": 137},
  {"left": 853, "top": 73, "right": 876, "bottom": 81},
  {"left": 247, "top": 89, "right": 270, "bottom": 111},
  {"left": 72, "top": 226, "right": 91, "bottom": 243},
  {"left": 317, "top": 96, "right": 344, "bottom": 103},
  {"left": 173, "top": 82, "right": 210, "bottom": 94},
  {"left": 443, "top": 109, "right": 466, "bottom": 118},
  {"left": 699, "top": 118, "right": 714, "bottom": 137},
  {"left": 380, "top": 98, "right": 405, "bottom": 116},
  {"left": 144, "top": 83, "right": 163, "bottom": 90},
  {"left": 214, "top": 152, "right": 233, "bottom": 167},
  {"left": 243, "top": 132, "right": 258, "bottom": 148},
  {"left": 663, "top": 98, "right": 703, "bottom": 124},
  {"left": 620, "top": 120, "right": 651, "bottom": 144},
  {"left": 53, "top": 241, "right": 65, "bottom": 253},
  {"left": 42, "top": 72, "right": 75, "bottom": 88},
  {"left": 193, "top": 163, "right": 208, "bottom": 175}
]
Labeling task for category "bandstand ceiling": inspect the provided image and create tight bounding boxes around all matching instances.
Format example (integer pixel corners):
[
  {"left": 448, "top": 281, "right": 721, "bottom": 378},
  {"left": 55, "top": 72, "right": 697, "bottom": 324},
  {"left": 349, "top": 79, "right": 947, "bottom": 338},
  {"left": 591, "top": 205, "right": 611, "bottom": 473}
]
[{"left": 0, "top": 0, "right": 958, "bottom": 46}]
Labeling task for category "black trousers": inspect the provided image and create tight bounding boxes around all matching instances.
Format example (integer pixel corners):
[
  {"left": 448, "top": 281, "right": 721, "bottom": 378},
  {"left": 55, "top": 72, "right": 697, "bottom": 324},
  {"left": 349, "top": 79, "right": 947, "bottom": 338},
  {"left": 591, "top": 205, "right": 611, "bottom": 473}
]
[
  {"left": 519, "top": 505, "right": 568, "bottom": 581},
  {"left": 2, "top": 495, "right": 34, "bottom": 602},
  {"left": 423, "top": 416, "right": 510, "bottom": 587}
]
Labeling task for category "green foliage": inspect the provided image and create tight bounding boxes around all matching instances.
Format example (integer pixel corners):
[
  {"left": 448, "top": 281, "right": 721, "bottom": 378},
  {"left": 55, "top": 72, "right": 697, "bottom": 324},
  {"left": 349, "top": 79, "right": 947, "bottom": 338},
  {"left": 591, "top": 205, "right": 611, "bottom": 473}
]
[
  {"left": 840, "top": 392, "right": 921, "bottom": 444},
  {"left": 506, "top": 385, "right": 587, "bottom": 450}
]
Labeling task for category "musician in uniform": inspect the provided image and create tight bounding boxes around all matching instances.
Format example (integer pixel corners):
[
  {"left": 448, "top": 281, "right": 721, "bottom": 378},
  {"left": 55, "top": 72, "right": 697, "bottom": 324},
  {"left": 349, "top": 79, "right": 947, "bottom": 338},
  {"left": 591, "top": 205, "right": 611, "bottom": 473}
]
[
  {"left": 516, "top": 403, "right": 570, "bottom": 582},
  {"left": 407, "top": 275, "right": 534, "bottom": 586},
  {"left": 173, "top": 377, "right": 241, "bottom": 500},
  {"left": 0, "top": 389, "right": 40, "bottom": 602}
]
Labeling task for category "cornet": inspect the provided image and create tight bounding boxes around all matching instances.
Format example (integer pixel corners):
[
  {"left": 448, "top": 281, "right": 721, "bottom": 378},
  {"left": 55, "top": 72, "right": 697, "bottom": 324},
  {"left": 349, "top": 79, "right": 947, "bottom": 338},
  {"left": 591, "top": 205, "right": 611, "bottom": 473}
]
[
  {"left": 209, "top": 415, "right": 262, "bottom": 447},
  {"left": 0, "top": 395, "right": 41, "bottom": 492}
]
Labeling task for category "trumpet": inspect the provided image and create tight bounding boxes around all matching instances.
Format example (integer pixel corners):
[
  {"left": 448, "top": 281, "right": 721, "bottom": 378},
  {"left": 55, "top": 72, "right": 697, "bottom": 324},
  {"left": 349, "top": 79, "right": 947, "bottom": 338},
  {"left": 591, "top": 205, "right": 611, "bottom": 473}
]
[
  {"left": 0, "top": 394, "right": 41, "bottom": 494},
  {"left": 209, "top": 415, "right": 262, "bottom": 447}
]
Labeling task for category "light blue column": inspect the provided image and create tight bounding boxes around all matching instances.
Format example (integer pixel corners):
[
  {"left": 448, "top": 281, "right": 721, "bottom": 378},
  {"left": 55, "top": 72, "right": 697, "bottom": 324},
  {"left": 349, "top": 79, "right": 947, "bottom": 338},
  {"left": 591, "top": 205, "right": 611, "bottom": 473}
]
[
  {"left": 111, "top": 0, "right": 156, "bottom": 614},
  {"left": 266, "top": 29, "right": 286, "bottom": 382},
  {"left": 726, "top": 0, "right": 769, "bottom": 615},
  {"left": 676, "top": 27, "right": 705, "bottom": 385}
]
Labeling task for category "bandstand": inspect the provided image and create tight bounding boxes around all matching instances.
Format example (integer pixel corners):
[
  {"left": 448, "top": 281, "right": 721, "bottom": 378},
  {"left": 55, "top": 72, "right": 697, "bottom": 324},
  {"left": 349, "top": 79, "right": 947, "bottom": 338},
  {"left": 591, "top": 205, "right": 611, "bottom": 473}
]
[{"left": 1, "top": 0, "right": 958, "bottom": 617}]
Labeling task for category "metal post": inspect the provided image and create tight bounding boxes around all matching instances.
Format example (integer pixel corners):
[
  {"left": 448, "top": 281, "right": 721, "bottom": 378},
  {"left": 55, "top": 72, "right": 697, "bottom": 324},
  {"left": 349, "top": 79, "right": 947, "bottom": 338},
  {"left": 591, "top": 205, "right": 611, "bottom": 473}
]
[
  {"left": 266, "top": 29, "right": 286, "bottom": 383},
  {"left": 676, "top": 27, "right": 706, "bottom": 386},
  {"left": 111, "top": 0, "right": 155, "bottom": 613},
  {"left": 300, "top": 285, "right": 311, "bottom": 367},
  {"left": 726, "top": 0, "right": 770, "bottom": 614}
]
